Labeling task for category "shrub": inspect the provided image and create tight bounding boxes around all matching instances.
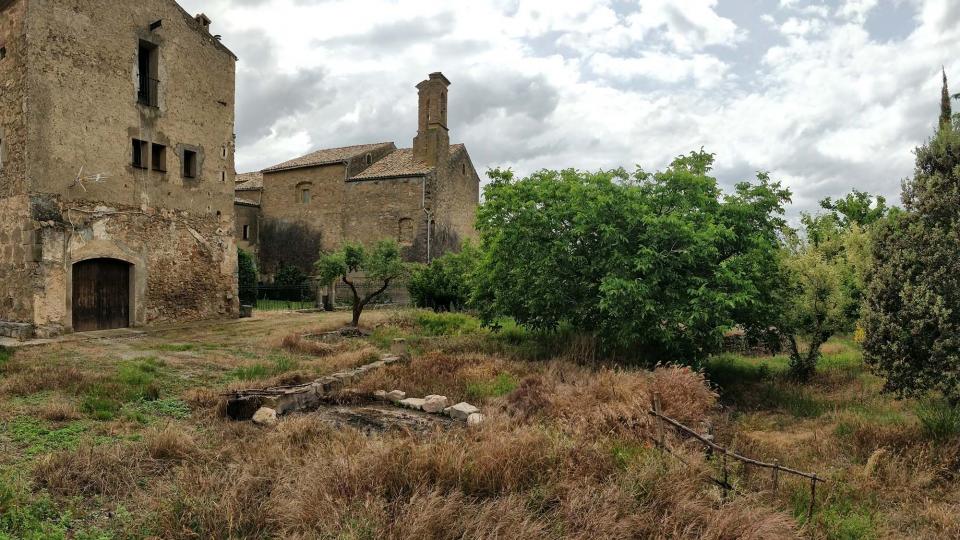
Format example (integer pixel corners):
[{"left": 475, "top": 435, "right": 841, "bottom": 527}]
[
  {"left": 408, "top": 242, "right": 479, "bottom": 311},
  {"left": 238, "top": 248, "right": 258, "bottom": 306}
]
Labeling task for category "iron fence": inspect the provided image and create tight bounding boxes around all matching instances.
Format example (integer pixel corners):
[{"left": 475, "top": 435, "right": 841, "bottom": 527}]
[
  {"left": 240, "top": 285, "right": 317, "bottom": 311},
  {"left": 138, "top": 76, "right": 159, "bottom": 107},
  {"left": 332, "top": 278, "right": 410, "bottom": 307}
]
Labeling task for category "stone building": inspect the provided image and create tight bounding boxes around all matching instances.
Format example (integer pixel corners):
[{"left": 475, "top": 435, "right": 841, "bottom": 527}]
[
  {"left": 0, "top": 0, "right": 238, "bottom": 338},
  {"left": 234, "top": 171, "right": 262, "bottom": 254},
  {"left": 237, "top": 72, "right": 480, "bottom": 265}
]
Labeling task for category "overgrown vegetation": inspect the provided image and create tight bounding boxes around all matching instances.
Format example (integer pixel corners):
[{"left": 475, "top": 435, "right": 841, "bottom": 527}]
[{"left": 316, "top": 240, "right": 410, "bottom": 327}]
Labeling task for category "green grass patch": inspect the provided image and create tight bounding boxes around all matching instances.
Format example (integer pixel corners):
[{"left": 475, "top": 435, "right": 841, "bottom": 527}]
[
  {"left": 916, "top": 398, "right": 960, "bottom": 441},
  {"left": 120, "top": 398, "right": 192, "bottom": 424},
  {"left": 5, "top": 417, "right": 87, "bottom": 456},
  {"left": 80, "top": 358, "right": 167, "bottom": 421},
  {"left": 413, "top": 311, "right": 482, "bottom": 336},
  {"left": 0, "top": 346, "right": 12, "bottom": 366},
  {"left": 230, "top": 354, "right": 299, "bottom": 381},
  {"left": 792, "top": 484, "right": 878, "bottom": 539},
  {"left": 466, "top": 372, "right": 519, "bottom": 400},
  {"left": 0, "top": 475, "right": 113, "bottom": 539}
]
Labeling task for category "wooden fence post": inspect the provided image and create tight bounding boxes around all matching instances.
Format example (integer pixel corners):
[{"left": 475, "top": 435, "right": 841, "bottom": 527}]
[
  {"left": 772, "top": 459, "right": 780, "bottom": 494},
  {"left": 807, "top": 475, "right": 818, "bottom": 522},
  {"left": 653, "top": 393, "right": 664, "bottom": 449}
]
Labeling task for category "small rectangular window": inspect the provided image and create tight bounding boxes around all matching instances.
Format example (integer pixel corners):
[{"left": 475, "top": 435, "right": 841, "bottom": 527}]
[
  {"left": 221, "top": 145, "right": 228, "bottom": 158},
  {"left": 137, "top": 41, "right": 159, "bottom": 107},
  {"left": 0, "top": 47, "right": 6, "bottom": 60},
  {"left": 219, "top": 171, "right": 226, "bottom": 182},
  {"left": 183, "top": 149, "right": 197, "bottom": 179},
  {"left": 301, "top": 188, "right": 311, "bottom": 204},
  {"left": 151, "top": 143, "right": 166, "bottom": 172},
  {"left": 242, "top": 224, "right": 250, "bottom": 240},
  {"left": 132, "top": 139, "right": 148, "bottom": 169}
]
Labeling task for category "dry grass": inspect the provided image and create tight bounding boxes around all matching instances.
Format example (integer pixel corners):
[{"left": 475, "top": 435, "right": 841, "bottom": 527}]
[{"left": 38, "top": 397, "right": 82, "bottom": 421}]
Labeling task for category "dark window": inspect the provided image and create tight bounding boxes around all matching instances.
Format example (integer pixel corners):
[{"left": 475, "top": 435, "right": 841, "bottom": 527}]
[
  {"left": 0, "top": 47, "right": 6, "bottom": 60},
  {"left": 242, "top": 224, "right": 250, "bottom": 240},
  {"left": 151, "top": 143, "right": 166, "bottom": 172},
  {"left": 461, "top": 163, "right": 466, "bottom": 175},
  {"left": 137, "top": 41, "right": 159, "bottom": 107},
  {"left": 366, "top": 153, "right": 372, "bottom": 165},
  {"left": 300, "top": 187, "right": 311, "bottom": 204},
  {"left": 183, "top": 149, "right": 197, "bottom": 178},
  {"left": 132, "top": 139, "right": 148, "bottom": 169}
]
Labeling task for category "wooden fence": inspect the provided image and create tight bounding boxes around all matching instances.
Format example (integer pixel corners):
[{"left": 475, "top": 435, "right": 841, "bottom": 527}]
[{"left": 648, "top": 393, "right": 824, "bottom": 521}]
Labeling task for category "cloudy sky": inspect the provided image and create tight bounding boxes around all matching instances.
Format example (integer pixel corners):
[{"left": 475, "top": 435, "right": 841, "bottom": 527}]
[{"left": 179, "top": 0, "right": 959, "bottom": 214}]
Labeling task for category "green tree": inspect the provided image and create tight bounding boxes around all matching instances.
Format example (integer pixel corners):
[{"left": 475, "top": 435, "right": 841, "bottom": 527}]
[
  {"left": 863, "top": 72, "right": 960, "bottom": 401},
  {"left": 474, "top": 150, "right": 791, "bottom": 364},
  {"left": 408, "top": 242, "right": 479, "bottom": 311},
  {"left": 315, "top": 240, "right": 409, "bottom": 327},
  {"left": 237, "top": 249, "right": 258, "bottom": 306},
  {"left": 818, "top": 189, "right": 889, "bottom": 229}
]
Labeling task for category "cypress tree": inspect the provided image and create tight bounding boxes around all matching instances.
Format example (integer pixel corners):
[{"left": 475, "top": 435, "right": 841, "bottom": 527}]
[
  {"left": 863, "top": 70, "right": 960, "bottom": 401},
  {"left": 941, "top": 67, "right": 952, "bottom": 130}
]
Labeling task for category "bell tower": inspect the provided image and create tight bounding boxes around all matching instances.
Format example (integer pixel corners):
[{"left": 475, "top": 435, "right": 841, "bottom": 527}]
[{"left": 412, "top": 72, "right": 451, "bottom": 168}]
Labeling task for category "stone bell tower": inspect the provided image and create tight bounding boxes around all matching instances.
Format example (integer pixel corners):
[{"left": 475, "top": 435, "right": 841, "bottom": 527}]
[{"left": 412, "top": 72, "right": 451, "bottom": 168}]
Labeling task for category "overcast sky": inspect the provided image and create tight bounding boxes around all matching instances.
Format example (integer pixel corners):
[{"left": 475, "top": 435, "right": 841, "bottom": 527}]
[{"left": 179, "top": 0, "right": 959, "bottom": 214}]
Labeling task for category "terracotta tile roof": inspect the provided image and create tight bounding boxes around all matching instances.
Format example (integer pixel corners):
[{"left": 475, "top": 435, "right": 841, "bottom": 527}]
[
  {"left": 349, "top": 145, "right": 465, "bottom": 181},
  {"left": 235, "top": 171, "right": 263, "bottom": 191},
  {"left": 234, "top": 196, "right": 260, "bottom": 207},
  {"left": 263, "top": 142, "right": 395, "bottom": 173}
]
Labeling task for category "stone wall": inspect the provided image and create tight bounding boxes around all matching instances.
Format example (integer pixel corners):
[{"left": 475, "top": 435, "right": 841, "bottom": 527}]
[
  {"left": 260, "top": 164, "right": 345, "bottom": 252},
  {"left": 0, "top": 0, "right": 239, "bottom": 337},
  {"left": 343, "top": 176, "right": 429, "bottom": 261},
  {"left": 434, "top": 147, "right": 481, "bottom": 247},
  {"left": 235, "top": 203, "right": 260, "bottom": 254}
]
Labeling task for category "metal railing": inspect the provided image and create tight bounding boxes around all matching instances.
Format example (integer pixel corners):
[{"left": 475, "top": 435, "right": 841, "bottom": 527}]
[
  {"left": 239, "top": 285, "right": 317, "bottom": 311},
  {"left": 138, "top": 76, "right": 159, "bottom": 107}
]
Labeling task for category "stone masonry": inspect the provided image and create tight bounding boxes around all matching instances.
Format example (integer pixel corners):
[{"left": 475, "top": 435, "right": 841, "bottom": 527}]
[
  {"left": 236, "top": 72, "right": 480, "bottom": 264},
  {"left": 0, "top": 0, "right": 239, "bottom": 338}
]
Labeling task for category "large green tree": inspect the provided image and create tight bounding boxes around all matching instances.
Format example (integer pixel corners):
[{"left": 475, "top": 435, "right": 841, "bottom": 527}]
[
  {"left": 315, "top": 240, "right": 409, "bottom": 327},
  {"left": 863, "top": 71, "right": 960, "bottom": 400},
  {"left": 474, "top": 150, "right": 791, "bottom": 364}
]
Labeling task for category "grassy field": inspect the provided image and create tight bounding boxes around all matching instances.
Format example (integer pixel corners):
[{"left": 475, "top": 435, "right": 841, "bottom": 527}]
[{"left": 0, "top": 310, "right": 954, "bottom": 538}]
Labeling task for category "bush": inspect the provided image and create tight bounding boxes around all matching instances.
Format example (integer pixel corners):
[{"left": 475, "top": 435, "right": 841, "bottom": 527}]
[
  {"left": 238, "top": 248, "right": 258, "bottom": 306},
  {"left": 916, "top": 398, "right": 960, "bottom": 441},
  {"left": 408, "top": 243, "right": 479, "bottom": 311}
]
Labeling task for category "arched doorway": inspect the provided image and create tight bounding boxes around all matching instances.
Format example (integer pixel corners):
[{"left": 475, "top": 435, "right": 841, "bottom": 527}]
[{"left": 72, "top": 258, "right": 132, "bottom": 332}]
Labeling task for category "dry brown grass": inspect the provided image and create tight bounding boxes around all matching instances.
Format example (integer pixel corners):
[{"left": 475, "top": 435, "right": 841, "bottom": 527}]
[
  {"left": 38, "top": 397, "right": 82, "bottom": 421},
  {"left": 145, "top": 424, "right": 198, "bottom": 461}
]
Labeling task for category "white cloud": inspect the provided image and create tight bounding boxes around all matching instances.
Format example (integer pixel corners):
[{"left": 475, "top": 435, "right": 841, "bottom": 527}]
[{"left": 177, "top": 0, "right": 958, "bottom": 216}]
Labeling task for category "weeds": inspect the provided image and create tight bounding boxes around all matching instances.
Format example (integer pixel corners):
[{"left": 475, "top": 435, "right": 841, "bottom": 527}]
[
  {"left": 466, "top": 372, "right": 519, "bottom": 400},
  {"left": 230, "top": 353, "right": 299, "bottom": 381},
  {"left": 916, "top": 398, "right": 960, "bottom": 441}
]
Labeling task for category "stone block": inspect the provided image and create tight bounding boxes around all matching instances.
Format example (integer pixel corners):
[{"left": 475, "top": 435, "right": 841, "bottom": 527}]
[
  {"left": 399, "top": 397, "right": 426, "bottom": 410},
  {"left": 386, "top": 390, "right": 406, "bottom": 403},
  {"left": 252, "top": 407, "right": 278, "bottom": 426},
  {"left": 444, "top": 402, "right": 480, "bottom": 421},
  {"left": 467, "top": 413, "right": 484, "bottom": 426},
  {"left": 422, "top": 395, "right": 448, "bottom": 413}
]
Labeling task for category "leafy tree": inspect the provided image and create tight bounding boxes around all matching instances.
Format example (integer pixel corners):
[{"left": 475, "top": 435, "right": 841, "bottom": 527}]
[
  {"left": 778, "top": 231, "right": 859, "bottom": 380},
  {"left": 474, "top": 150, "right": 791, "bottom": 364},
  {"left": 274, "top": 264, "right": 309, "bottom": 288},
  {"left": 258, "top": 219, "right": 323, "bottom": 277},
  {"left": 408, "top": 242, "right": 479, "bottom": 311},
  {"left": 863, "top": 72, "right": 960, "bottom": 401},
  {"left": 315, "top": 240, "right": 409, "bottom": 327},
  {"left": 818, "top": 189, "right": 889, "bottom": 229},
  {"left": 237, "top": 249, "right": 258, "bottom": 306}
]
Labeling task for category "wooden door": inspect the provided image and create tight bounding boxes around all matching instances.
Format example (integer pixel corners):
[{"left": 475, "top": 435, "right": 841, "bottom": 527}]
[{"left": 72, "top": 259, "right": 130, "bottom": 332}]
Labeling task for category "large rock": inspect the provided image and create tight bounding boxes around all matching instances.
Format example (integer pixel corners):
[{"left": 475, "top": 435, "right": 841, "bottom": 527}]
[
  {"left": 444, "top": 402, "right": 480, "bottom": 421},
  {"left": 252, "top": 407, "right": 278, "bottom": 426},
  {"left": 467, "top": 413, "right": 484, "bottom": 426},
  {"left": 399, "top": 397, "right": 426, "bottom": 410},
  {"left": 386, "top": 390, "right": 406, "bottom": 403},
  {"left": 422, "top": 395, "right": 449, "bottom": 414}
]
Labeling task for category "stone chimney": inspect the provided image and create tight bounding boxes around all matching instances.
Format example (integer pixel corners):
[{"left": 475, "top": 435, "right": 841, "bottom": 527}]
[
  {"left": 195, "top": 13, "right": 212, "bottom": 33},
  {"left": 412, "top": 72, "right": 451, "bottom": 168}
]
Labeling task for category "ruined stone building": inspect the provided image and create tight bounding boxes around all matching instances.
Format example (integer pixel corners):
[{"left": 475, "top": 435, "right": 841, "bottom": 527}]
[
  {"left": 0, "top": 0, "right": 238, "bottom": 338},
  {"left": 234, "top": 72, "right": 480, "bottom": 266}
]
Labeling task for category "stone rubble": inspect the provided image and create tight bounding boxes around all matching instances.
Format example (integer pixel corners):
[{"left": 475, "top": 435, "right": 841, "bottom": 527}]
[
  {"left": 252, "top": 407, "right": 278, "bottom": 426},
  {"left": 375, "top": 391, "right": 482, "bottom": 425}
]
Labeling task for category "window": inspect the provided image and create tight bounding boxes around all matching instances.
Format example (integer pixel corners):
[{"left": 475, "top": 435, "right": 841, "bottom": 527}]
[
  {"left": 137, "top": 41, "right": 159, "bottom": 107},
  {"left": 242, "top": 224, "right": 250, "bottom": 240},
  {"left": 461, "top": 163, "right": 466, "bottom": 175},
  {"left": 132, "top": 139, "right": 148, "bottom": 169},
  {"left": 300, "top": 187, "right": 311, "bottom": 204},
  {"left": 0, "top": 47, "right": 6, "bottom": 60},
  {"left": 151, "top": 143, "right": 166, "bottom": 172},
  {"left": 365, "top": 153, "right": 372, "bottom": 165},
  {"left": 221, "top": 145, "right": 228, "bottom": 158},
  {"left": 219, "top": 171, "right": 226, "bottom": 182},
  {"left": 182, "top": 149, "right": 197, "bottom": 178}
]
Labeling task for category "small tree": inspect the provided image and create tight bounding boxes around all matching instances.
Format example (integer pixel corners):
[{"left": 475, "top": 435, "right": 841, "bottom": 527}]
[
  {"left": 408, "top": 242, "right": 479, "bottom": 311},
  {"left": 237, "top": 248, "right": 258, "bottom": 306},
  {"left": 315, "top": 240, "right": 409, "bottom": 327}
]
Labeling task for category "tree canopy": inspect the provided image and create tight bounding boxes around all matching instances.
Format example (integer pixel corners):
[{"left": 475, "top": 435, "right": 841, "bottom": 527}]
[
  {"left": 316, "top": 240, "right": 409, "bottom": 327},
  {"left": 863, "top": 72, "right": 960, "bottom": 400},
  {"left": 473, "top": 150, "right": 791, "bottom": 364}
]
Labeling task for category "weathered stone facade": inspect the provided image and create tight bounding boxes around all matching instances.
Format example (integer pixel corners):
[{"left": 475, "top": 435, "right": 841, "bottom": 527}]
[
  {"left": 0, "top": 0, "right": 238, "bottom": 338},
  {"left": 237, "top": 72, "right": 480, "bottom": 264}
]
